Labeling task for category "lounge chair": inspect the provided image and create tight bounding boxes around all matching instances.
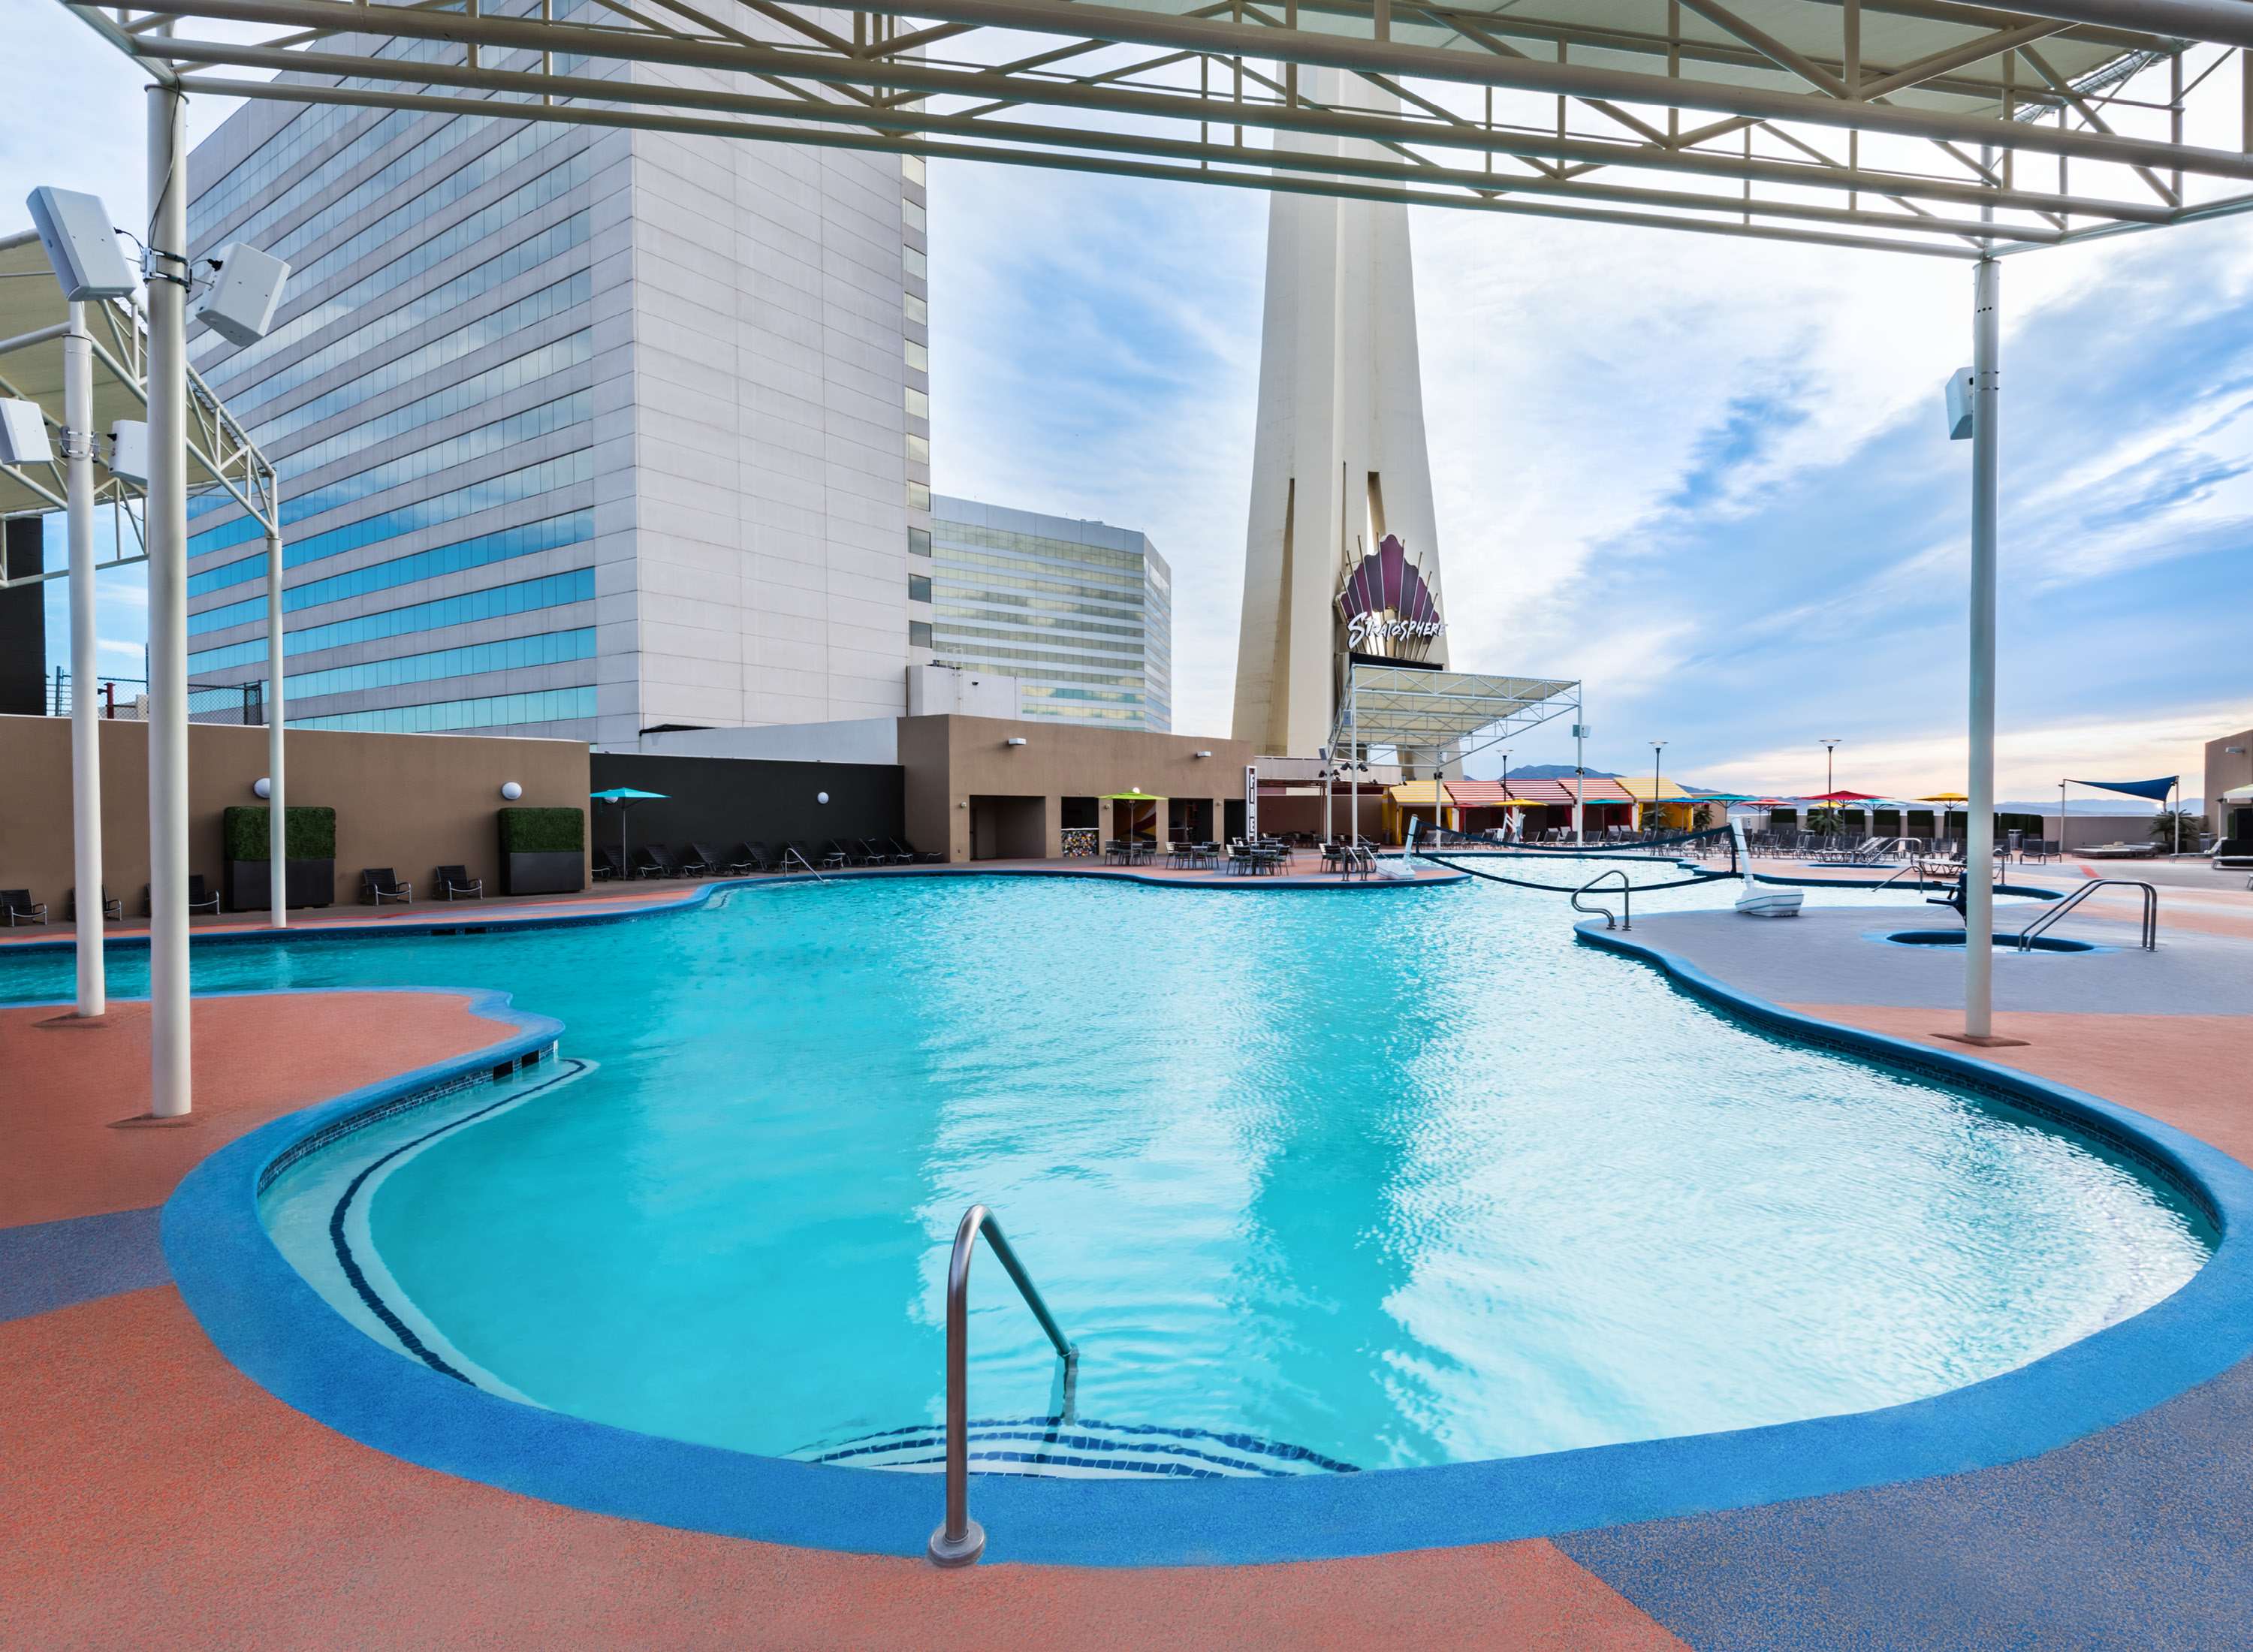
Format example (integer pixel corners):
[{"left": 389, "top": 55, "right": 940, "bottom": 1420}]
[
  {"left": 887, "top": 838, "right": 940, "bottom": 864},
  {"left": 435, "top": 865, "right": 484, "bottom": 900},
  {"left": 631, "top": 846, "right": 678, "bottom": 879},
  {"left": 361, "top": 868, "right": 413, "bottom": 906},
  {"left": 593, "top": 846, "right": 625, "bottom": 882},
  {"left": 67, "top": 887, "right": 122, "bottom": 921},
  {"left": 721, "top": 843, "right": 764, "bottom": 875},
  {"left": 862, "top": 838, "right": 908, "bottom": 865},
  {"left": 677, "top": 844, "right": 716, "bottom": 876},
  {"left": 816, "top": 840, "right": 851, "bottom": 870},
  {"left": 746, "top": 841, "right": 785, "bottom": 872},
  {"left": 827, "top": 838, "right": 870, "bottom": 867},
  {"left": 780, "top": 842, "right": 822, "bottom": 873},
  {"left": 2, "top": 889, "right": 47, "bottom": 927}
]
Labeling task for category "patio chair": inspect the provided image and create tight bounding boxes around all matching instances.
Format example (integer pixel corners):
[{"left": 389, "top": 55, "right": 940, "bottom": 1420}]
[
  {"left": 361, "top": 868, "right": 413, "bottom": 906},
  {"left": 435, "top": 865, "right": 484, "bottom": 900},
  {"left": 722, "top": 843, "right": 764, "bottom": 875},
  {"left": 67, "top": 887, "right": 122, "bottom": 921},
  {"left": 780, "top": 842, "right": 823, "bottom": 873},
  {"left": 631, "top": 846, "right": 678, "bottom": 879},
  {"left": 827, "top": 838, "right": 870, "bottom": 867},
  {"left": 2, "top": 889, "right": 47, "bottom": 927},
  {"left": 864, "top": 838, "right": 909, "bottom": 865},
  {"left": 743, "top": 841, "right": 783, "bottom": 872},
  {"left": 889, "top": 838, "right": 943, "bottom": 864},
  {"left": 677, "top": 844, "right": 716, "bottom": 876},
  {"left": 188, "top": 874, "right": 220, "bottom": 915},
  {"left": 1320, "top": 840, "right": 1347, "bottom": 874},
  {"left": 593, "top": 846, "right": 625, "bottom": 882}
]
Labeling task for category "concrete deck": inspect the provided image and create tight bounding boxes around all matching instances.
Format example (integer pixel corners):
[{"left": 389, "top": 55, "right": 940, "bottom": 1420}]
[{"left": 7, "top": 868, "right": 2252, "bottom": 1646}]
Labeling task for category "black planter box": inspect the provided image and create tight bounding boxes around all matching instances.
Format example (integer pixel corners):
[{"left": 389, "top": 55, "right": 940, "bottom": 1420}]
[
  {"left": 224, "top": 858, "right": 336, "bottom": 912},
  {"left": 502, "top": 849, "right": 583, "bottom": 897}
]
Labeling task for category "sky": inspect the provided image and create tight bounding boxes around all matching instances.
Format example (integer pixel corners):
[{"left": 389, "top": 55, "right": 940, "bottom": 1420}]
[{"left": 7, "top": 9, "right": 2248, "bottom": 803}]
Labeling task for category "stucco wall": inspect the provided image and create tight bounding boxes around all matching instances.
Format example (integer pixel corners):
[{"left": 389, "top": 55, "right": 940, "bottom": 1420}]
[
  {"left": 2206, "top": 729, "right": 2253, "bottom": 835},
  {"left": 899, "top": 715, "right": 1252, "bottom": 862},
  {"left": 0, "top": 716, "right": 589, "bottom": 914}
]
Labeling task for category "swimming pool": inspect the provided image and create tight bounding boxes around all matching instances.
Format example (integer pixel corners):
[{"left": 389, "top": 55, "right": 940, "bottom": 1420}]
[{"left": 3, "top": 871, "right": 2210, "bottom": 1482}]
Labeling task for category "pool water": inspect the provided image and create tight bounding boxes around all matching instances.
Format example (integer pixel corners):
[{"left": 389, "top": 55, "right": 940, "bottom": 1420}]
[{"left": 2, "top": 871, "right": 2209, "bottom": 1472}]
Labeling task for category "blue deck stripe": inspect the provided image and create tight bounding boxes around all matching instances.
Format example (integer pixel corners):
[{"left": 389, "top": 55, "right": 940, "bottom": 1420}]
[{"left": 0, "top": 1206, "right": 171, "bottom": 1322}]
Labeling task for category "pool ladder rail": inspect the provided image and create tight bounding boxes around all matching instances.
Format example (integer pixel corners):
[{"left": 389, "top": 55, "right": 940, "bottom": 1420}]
[
  {"left": 2015, "top": 878, "right": 2158, "bottom": 952},
  {"left": 927, "top": 1204, "right": 1078, "bottom": 1569},
  {"left": 1572, "top": 867, "right": 1632, "bottom": 930}
]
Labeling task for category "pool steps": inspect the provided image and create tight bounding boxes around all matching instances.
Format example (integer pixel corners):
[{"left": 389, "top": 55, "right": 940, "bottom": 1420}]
[{"left": 798, "top": 1418, "right": 1357, "bottom": 1480}]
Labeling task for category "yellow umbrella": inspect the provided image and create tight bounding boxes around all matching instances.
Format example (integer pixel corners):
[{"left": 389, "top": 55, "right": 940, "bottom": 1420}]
[{"left": 1918, "top": 792, "right": 1969, "bottom": 802}]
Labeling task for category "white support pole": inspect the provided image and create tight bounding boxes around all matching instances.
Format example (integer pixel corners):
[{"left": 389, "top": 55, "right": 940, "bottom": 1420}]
[
  {"left": 265, "top": 520, "right": 286, "bottom": 928},
  {"left": 1572, "top": 706, "right": 1586, "bottom": 845},
  {"left": 146, "top": 85, "right": 193, "bottom": 1116},
  {"left": 1964, "top": 255, "right": 2001, "bottom": 1041},
  {"left": 65, "top": 302, "right": 104, "bottom": 1018}
]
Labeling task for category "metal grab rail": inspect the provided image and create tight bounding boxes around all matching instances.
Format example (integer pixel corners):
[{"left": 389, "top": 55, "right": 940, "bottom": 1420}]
[
  {"left": 2016, "top": 878, "right": 2158, "bottom": 952},
  {"left": 1571, "top": 867, "right": 1632, "bottom": 930},
  {"left": 928, "top": 1204, "right": 1078, "bottom": 1569}
]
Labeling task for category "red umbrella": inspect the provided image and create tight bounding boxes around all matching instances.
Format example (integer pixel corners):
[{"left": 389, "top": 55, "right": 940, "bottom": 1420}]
[{"left": 1802, "top": 790, "right": 1883, "bottom": 803}]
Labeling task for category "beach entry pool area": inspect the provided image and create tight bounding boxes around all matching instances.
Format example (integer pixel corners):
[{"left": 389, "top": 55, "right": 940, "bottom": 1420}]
[{"left": 2, "top": 873, "right": 2210, "bottom": 1484}]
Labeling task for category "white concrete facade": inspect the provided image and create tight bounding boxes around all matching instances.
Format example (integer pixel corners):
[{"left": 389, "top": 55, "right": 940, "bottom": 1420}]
[{"left": 1232, "top": 68, "right": 1446, "bottom": 758}]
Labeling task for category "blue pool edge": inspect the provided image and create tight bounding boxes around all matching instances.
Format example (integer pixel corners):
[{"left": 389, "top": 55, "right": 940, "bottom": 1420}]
[{"left": 158, "top": 919, "right": 2253, "bottom": 1569}]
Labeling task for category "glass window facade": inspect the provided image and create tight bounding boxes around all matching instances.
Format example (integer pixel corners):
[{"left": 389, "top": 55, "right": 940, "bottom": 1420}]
[
  {"left": 190, "top": 449, "right": 594, "bottom": 595},
  {"left": 189, "top": 513, "right": 591, "bottom": 636},
  {"left": 189, "top": 568, "right": 594, "bottom": 673},
  {"left": 928, "top": 497, "right": 1173, "bottom": 731},
  {"left": 294, "top": 686, "right": 598, "bottom": 733},
  {"left": 282, "top": 627, "right": 596, "bottom": 701}
]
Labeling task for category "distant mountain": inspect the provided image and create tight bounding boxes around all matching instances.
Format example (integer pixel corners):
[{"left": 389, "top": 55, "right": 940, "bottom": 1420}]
[{"left": 1506, "top": 764, "right": 1620, "bottom": 779}]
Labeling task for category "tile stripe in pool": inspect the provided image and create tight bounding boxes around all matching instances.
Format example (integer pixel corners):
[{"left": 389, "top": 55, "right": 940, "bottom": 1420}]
[{"left": 801, "top": 1418, "right": 1356, "bottom": 1479}]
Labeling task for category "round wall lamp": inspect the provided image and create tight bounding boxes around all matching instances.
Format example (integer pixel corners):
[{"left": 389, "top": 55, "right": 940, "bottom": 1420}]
[
  {"left": 252, "top": 777, "right": 271, "bottom": 798},
  {"left": 500, "top": 781, "right": 523, "bottom": 800},
  {"left": 817, "top": 791, "right": 831, "bottom": 805}
]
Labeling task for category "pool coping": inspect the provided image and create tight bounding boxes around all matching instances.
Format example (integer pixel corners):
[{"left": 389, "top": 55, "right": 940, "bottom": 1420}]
[
  {"left": 0, "top": 862, "right": 1467, "bottom": 959},
  {"left": 156, "top": 895, "right": 2253, "bottom": 1569}
]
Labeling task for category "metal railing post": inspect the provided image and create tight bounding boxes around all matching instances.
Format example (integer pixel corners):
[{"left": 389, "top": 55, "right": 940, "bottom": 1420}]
[{"left": 928, "top": 1204, "right": 1076, "bottom": 1569}]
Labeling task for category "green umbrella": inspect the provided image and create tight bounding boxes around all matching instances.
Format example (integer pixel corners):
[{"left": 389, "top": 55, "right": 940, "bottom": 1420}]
[{"left": 591, "top": 787, "right": 668, "bottom": 873}]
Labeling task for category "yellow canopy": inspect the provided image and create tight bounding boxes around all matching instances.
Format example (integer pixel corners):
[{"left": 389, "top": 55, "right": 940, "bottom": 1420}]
[
  {"left": 1918, "top": 793, "right": 1971, "bottom": 803},
  {"left": 1387, "top": 781, "right": 1454, "bottom": 807}
]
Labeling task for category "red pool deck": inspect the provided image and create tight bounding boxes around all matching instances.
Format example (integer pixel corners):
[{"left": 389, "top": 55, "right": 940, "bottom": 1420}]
[{"left": 8, "top": 870, "right": 2253, "bottom": 1647}]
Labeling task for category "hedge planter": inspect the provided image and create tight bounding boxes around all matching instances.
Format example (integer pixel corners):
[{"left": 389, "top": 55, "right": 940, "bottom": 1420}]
[
  {"left": 222, "top": 805, "right": 336, "bottom": 912},
  {"left": 499, "top": 806, "right": 585, "bottom": 897}
]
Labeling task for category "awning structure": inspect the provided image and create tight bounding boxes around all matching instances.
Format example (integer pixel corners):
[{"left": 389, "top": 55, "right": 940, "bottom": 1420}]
[
  {"left": 2067, "top": 776, "right": 2178, "bottom": 803},
  {"left": 1387, "top": 780, "right": 1453, "bottom": 807},
  {"left": 1335, "top": 665, "right": 1579, "bottom": 768},
  {"left": 60, "top": 0, "right": 2253, "bottom": 264},
  {"left": 1618, "top": 777, "right": 1696, "bottom": 803},
  {"left": 0, "top": 228, "right": 276, "bottom": 581}
]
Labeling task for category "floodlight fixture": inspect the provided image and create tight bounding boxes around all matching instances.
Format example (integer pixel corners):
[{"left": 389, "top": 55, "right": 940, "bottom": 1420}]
[
  {"left": 1944, "top": 367, "right": 1975, "bottom": 441},
  {"left": 0, "top": 399, "right": 54, "bottom": 466},
  {"left": 107, "top": 421, "right": 149, "bottom": 486},
  {"left": 194, "top": 242, "right": 290, "bottom": 345},
  {"left": 26, "top": 187, "right": 134, "bottom": 301}
]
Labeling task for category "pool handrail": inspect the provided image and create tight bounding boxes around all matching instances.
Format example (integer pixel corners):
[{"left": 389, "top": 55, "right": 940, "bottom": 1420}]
[
  {"left": 928, "top": 1203, "right": 1078, "bottom": 1569},
  {"left": 2016, "top": 877, "right": 2158, "bottom": 951},
  {"left": 1571, "top": 866, "right": 1632, "bottom": 930}
]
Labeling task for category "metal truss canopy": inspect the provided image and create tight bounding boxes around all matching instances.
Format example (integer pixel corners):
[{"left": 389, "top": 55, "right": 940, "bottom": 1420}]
[
  {"left": 1338, "top": 664, "right": 1579, "bottom": 764},
  {"left": 59, "top": 0, "right": 2253, "bottom": 261},
  {"left": 0, "top": 228, "right": 276, "bottom": 584}
]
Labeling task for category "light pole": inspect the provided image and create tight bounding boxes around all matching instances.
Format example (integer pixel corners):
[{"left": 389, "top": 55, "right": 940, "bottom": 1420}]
[
  {"left": 1820, "top": 737, "right": 1841, "bottom": 797},
  {"left": 1649, "top": 740, "right": 1667, "bottom": 834},
  {"left": 1499, "top": 751, "right": 1510, "bottom": 841}
]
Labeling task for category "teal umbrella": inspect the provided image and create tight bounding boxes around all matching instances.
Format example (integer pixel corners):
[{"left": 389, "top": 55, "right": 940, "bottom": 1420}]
[{"left": 591, "top": 787, "right": 668, "bottom": 873}]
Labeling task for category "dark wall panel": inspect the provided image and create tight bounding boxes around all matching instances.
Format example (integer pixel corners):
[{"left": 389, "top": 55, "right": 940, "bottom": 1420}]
[
  {"left": 590, "top": 752, "right": 905, "bottom": 861},
  {"left": 0, "top": 519, "right": 46, "bottom": 716}
]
